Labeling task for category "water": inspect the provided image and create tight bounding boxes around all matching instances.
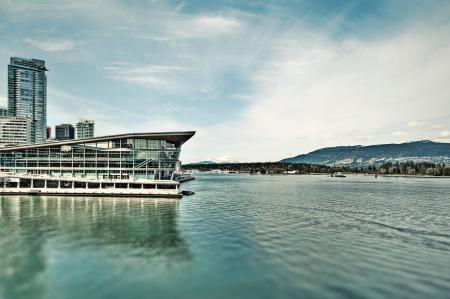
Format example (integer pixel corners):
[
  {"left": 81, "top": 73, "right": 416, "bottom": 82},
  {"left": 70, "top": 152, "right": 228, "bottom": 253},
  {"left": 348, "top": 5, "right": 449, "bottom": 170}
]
[{"left": 1, "top": 174, "right": 449, "bottom": 299}]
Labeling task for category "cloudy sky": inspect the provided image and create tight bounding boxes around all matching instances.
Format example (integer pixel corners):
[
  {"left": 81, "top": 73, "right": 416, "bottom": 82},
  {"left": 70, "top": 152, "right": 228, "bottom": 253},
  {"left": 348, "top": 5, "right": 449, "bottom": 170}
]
[{"left": 0, "top": 0, "right": 449, "bottom": 163}]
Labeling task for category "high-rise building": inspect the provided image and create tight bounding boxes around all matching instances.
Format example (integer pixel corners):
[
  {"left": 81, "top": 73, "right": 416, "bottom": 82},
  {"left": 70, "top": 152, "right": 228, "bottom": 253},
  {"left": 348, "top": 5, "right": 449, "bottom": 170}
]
[
  {"left": 55, "top": 124, "right": 75, "bottom": 140},
  {"left": 0, "top": 117, "right": 32, "bottom": 147},
  {"left": 8, "top": 57, "right": 48, "bottom": 144},
  {"left": 76, "top": 119, "right": 94, "bottom": 139}
]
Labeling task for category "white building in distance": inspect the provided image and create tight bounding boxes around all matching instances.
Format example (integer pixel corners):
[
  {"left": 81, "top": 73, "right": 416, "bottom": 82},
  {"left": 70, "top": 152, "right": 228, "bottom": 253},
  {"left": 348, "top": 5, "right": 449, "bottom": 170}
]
[
  {"left": 76, "top": 119, "right": 94, "bottom": 139},
  {"left": 0, "top": 117, "right": 32, "bottom": 147}
]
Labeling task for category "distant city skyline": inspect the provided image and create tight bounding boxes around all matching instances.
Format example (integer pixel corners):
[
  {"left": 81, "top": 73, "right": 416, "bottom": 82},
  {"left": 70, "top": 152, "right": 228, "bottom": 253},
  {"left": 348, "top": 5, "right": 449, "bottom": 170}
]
[{"left": 0, "top": 1, "right": 450, "bottom": 162}]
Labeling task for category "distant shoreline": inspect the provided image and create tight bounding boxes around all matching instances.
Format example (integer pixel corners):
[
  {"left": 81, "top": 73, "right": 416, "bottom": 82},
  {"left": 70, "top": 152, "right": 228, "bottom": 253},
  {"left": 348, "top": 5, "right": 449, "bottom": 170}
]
[
  {"left": 191, "top": 171, "right": 450, "bottom": 178},
  {"left": 184, "top": 161, "right": 450, "bottom": 177},
  {"left": 378, "top": 174, "right": 450, "bottom": 179}
]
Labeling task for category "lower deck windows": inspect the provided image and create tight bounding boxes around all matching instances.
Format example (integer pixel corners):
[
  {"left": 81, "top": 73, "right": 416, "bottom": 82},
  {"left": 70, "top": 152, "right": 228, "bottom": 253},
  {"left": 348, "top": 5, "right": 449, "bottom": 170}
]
[
  {"left": 157, "top": 184, "right": 177, "bottom": 189},
  {"left": 47, "top": 181, "right": 58, "bottom": 188},
  {"left": 60, "top": 181, "right": 73, "bottom": 188},
  {"left": 115, "top": 183, "right": 128, "bottom": 188},
  {"left": 88, "top": 182, "right": 100, "bottom": 188},
  {"left": 101, "top": 183, "right": 115, "bottom": 189},
  {"left": 74, "top": 181, "right": 86, "bottom": 189},
  {"left": 33, "top": 180, "right": 45, "bottom": 188}
]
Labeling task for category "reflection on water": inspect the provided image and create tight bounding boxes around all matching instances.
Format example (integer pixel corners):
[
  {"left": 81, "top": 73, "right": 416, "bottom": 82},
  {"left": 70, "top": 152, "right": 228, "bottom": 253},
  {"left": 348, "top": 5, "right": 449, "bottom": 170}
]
[
  {"left": 0, "top": 196, "right": 188, "bottom": 299},
  {"left": 2, "top": 175, "right": 450, "bottom": 299}
]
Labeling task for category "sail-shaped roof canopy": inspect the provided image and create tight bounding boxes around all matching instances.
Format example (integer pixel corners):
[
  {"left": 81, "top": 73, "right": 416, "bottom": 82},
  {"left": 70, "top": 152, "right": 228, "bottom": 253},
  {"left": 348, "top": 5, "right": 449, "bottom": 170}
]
[{"left": 0, "top": 131, "right": 196, "bottom": 151}]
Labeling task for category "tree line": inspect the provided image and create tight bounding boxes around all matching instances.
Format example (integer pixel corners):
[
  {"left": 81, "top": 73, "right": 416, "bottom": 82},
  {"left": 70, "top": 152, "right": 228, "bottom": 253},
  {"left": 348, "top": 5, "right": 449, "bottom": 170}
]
[{"left": 183, "top": 161, "right": 450, "bottom": 176}]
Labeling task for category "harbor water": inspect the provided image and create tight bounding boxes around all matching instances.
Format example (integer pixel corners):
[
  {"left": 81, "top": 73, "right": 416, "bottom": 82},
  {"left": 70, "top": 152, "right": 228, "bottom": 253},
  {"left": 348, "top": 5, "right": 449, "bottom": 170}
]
[{"left": 1, "top": 174, "right": 449, "bottom": 299}]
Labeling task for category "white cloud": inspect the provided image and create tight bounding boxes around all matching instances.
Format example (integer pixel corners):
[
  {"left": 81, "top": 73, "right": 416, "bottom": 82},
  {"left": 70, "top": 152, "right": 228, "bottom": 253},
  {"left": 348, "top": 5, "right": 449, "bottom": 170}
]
[
  {"left": 194, "top": 16, "right": 240, "bottom": 32},
  {"left": 392, "top": 131, "right": 408, "bottom": 138},
  {"left": 431, "top": 124, "right": 445, "bottom": 130},
  {"left": 356, "top": 134, "right": 375, "bottom": 141},
  {"left": 104, "top": 64, "right": 189, "bottom": 89},
  {"left": 213, "top": 156, "right": 236, "bottom": 163},
  {"left": 407, "top": 121, "right": 427, "bottom": 128},
  {"left": 169, "top": 15, "right": 241, "bottom": 38},
  {"left": 440, "top": 130, "right": 450, "bottom": 138},
  {"left": 24, "top": 38, "right": 75, "bottom": 52},
  {"left": 47, "top": 88, "right": 149, "bottom": 126}
]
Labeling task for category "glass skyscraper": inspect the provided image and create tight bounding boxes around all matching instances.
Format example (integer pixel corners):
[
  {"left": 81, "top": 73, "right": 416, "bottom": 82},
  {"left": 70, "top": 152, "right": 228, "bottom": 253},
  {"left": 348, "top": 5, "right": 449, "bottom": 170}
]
[{"left": 8, "top": 57, "right": 48, "bottom": 144}]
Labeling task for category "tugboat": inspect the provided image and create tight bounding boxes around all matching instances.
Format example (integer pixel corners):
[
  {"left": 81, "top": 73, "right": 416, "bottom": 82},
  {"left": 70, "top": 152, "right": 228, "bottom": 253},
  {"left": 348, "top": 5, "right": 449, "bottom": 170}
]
[
  {"left": 331, "top": 172, "right": 346, "bottom": 178},
  {"left": 174, "top": 173, "right": 195, "bottom": 183}
]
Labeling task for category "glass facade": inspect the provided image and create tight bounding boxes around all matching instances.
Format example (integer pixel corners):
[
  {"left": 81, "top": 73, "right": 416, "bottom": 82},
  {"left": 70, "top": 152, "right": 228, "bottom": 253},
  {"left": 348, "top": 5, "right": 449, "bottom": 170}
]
[
  {"left": 0, "top": 133, "right": 194, "bottom": 181},
  {"left": 8, "top": 57, "right": 47, "bottom": 144},
  {"left": 55, "top": 124, "right": 75, "bottom": 140}
]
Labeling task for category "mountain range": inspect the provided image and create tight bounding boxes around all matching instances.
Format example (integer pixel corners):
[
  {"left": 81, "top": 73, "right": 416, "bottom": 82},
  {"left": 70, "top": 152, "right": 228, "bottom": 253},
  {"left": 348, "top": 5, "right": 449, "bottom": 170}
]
[{"left": 280, "top": 140, "right": 450, "bottom": 166}]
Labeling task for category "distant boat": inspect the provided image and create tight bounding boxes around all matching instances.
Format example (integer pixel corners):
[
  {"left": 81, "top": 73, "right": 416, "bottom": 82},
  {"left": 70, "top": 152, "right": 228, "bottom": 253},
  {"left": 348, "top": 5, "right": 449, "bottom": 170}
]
[
  {"left": 174, "top": 174, "right": 195, "bottom": 183},
  {"left": 331, "top": 172, "right": 346, "bottom": 178}
]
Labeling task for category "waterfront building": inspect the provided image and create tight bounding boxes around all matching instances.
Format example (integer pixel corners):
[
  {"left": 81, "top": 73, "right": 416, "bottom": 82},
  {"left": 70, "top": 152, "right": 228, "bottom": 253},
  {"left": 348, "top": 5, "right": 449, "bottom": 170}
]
[
  {"left": 76, "top": 119, "right": 94, "bottom": 139},
  {"left": 0, "top": 117, "right": 32, "bottom": 147},
  {"left": 55, "top": 124, "right": 75, "bottom": 140},
  {"left": 8, "top": 57, "right": 48, "bottom": 144},
  {"left": 0, "top": 131, "right": 194, "bottom": 180}
]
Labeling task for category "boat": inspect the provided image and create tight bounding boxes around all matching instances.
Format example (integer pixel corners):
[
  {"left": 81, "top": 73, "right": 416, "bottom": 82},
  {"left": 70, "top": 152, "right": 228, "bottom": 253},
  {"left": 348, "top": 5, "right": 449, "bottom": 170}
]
[
  {"left": 180, "top": 190, "right": 195, "bottom": 196},
  {"left": 0, "top": 131, "right": 195, "bottom": 198},
  {"left": 174, "top": 173, "right": 195, "bottom": 183},
  {"left": 331, "top": 172, "right": 346, "bottom": 178},
  {"left": 0, "top": 174, "right": 181, "bottom": 198}
]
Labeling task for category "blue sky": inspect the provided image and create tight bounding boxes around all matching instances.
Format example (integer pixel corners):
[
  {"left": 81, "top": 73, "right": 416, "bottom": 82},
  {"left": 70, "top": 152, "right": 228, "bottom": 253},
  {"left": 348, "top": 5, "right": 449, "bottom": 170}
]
[{"left": 1, "top": 0, "right": 450, "bottom": 162}]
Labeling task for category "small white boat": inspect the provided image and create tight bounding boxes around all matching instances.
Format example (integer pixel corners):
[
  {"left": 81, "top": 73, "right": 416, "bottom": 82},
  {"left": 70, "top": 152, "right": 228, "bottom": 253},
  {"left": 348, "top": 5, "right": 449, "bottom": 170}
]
[{"left": 332, "top": 172, "right": 346, "bottom": 178}]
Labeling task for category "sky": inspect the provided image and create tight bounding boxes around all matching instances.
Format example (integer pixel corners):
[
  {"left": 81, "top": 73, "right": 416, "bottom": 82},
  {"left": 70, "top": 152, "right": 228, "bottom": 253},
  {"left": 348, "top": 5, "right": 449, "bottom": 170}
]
[{"left": 0, "top": 0, "right": 450, "bottom": 163}]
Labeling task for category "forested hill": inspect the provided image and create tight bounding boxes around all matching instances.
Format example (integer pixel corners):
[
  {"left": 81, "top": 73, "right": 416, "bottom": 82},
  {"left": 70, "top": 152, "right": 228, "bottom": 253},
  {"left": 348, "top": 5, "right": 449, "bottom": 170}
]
[{"left": 280, "top": 140, "right": 450, "bottom": 166}]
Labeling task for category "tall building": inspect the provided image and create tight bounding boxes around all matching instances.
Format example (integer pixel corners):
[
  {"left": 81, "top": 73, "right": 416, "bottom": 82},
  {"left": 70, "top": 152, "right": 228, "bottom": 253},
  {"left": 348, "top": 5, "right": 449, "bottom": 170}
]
[
  {"left": 76, "top": 119, "right": 94, "bottom": 139},
  {"left": 55, "top": 124, "right": 75, "bottom": 140},
  {"left": 8, "top": 57, "right": 48, "bottom": 144},
  {"left": 0, "top": 117, "right": 32, "bottom": 147}
]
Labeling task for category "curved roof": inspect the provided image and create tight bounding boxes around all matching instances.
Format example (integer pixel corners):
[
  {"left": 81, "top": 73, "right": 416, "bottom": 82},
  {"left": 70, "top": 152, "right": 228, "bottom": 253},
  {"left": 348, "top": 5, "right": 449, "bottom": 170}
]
[{"left": 0, "top": 131, "right": 196, "bottom": 151}]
